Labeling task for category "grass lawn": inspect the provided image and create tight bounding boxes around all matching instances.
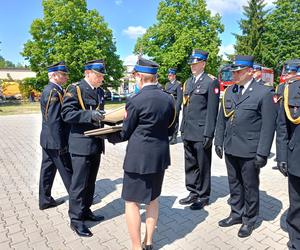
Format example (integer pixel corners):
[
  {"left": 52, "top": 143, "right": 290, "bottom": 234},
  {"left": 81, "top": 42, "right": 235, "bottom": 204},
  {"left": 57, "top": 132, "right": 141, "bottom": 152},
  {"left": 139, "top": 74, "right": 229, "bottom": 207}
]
[{"left": 0, "top": 101, "right": 126, "bottom": 116}]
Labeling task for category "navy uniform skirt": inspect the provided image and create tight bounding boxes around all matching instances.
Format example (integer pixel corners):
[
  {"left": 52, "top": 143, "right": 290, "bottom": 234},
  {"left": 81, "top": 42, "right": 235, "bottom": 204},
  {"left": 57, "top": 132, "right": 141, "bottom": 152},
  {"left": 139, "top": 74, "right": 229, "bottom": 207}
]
[{"left": 122, "top": 171, "right": 165, "bottom": 205}]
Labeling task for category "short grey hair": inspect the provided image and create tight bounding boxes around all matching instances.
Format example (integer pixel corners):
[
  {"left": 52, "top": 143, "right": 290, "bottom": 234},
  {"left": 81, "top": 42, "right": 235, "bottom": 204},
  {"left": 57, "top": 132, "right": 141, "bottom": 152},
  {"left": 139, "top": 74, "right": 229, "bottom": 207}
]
[{"left": 48, "top": 72, "right": 55, "bottom": 80}]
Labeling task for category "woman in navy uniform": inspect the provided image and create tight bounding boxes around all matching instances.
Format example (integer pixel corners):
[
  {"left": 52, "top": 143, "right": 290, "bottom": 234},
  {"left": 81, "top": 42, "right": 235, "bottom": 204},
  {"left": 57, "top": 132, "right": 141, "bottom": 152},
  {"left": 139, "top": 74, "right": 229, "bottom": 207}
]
[
  {"left": 61, "top": 60, "right": 106, "bottom": 237},
  {"left": 39, "top": 61, "right": 72, "bottom": 210},
  {"left": 215, "top": 55, "right": 277, "bottom": 238},
  {"left": 107, "top": 58, "right": 176, "bottom": 250},
  {"left": 277, "top": 65, "right": 300, "bottom": 249}
]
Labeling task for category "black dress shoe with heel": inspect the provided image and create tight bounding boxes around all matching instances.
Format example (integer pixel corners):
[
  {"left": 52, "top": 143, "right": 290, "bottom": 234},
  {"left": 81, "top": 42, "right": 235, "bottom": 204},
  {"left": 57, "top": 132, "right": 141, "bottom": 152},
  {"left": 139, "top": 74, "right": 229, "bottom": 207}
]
[
  {"left": 218, "top": 216, "right": 242, "bottom": 227},
  {"left": 142, "top": 243, "right": 153, "bottom": 250},
  {"left": 238, "top": 224, "right": 254, "bottom": 238},
  {"left": 179, "top": 194, "right": 198, "bottom": 205},
  {"left": 70, "top": 222, "right": 93, "bottom": 237},
  {"left": 190, "top": 198, "right": 209, "bottom": 210}
]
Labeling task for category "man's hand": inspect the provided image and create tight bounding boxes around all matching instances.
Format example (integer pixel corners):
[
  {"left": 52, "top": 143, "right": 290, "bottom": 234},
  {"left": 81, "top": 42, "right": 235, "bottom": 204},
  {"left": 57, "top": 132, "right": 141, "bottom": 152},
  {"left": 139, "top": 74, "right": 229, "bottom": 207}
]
[
  {"left": 203, "top": 137, "right": 213, "bottom": 150},
  {"left": 107, "top": 132, "right": 122, "bottom": 144},
  {"left": 91, "top": 110, "right": 105, "bottom": 122},
  {"left": 254, "top": 154, "right": 267, "bottom": 169},
  {"left": 215, "top": 145, "right": 223, "bottom": 159},
  {"left": 277, "top": 162, "right": 288, "bottom": 177},
  {"left": 91, "top": 110, "right": 105, "bottom": 126}
]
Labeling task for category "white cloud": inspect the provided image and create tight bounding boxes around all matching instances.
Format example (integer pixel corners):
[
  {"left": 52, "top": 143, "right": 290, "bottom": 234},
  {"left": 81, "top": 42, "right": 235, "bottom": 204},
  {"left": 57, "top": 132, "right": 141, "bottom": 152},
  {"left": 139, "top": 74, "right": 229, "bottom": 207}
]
[
  {"left": 219, "top": 44, "right": 235, "bottom": 59},
  {"left": 206, "top": 0, "right": 274, "bottom": 15},
  {"left": 123, "top": 54, "right": 138, "bottom": 66},
  {"left": 115, "top": 0, "right": 122, "bottom": 6},
  {"left": 122, "top": 26, "right": 147, "bottom": 39}
]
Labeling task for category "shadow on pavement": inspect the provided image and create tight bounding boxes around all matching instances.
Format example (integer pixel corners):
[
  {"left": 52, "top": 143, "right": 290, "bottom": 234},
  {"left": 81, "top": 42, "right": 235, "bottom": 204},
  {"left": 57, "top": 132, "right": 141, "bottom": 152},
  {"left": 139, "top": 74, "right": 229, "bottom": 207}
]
[{"left": 88, "top": 177, "right": 123, "bottom": 228}]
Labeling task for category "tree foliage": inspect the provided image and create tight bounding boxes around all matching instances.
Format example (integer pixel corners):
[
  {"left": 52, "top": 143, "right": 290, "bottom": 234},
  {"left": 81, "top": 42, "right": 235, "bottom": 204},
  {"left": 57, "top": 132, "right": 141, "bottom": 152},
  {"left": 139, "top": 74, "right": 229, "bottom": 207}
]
[
  {"left": 0, "top": 55, "right": 17, "bottom": 68},
  {"left": 134, "top": 0, "right": 224, "bottom": 83},
  {"left": 234, "top": 0, "right": 269, "bottom": 63},
  {"left": 262, "top": 0, "right": 300, "bottom": 75},
  {"left": 22, "top": 0, "right": 123, "bottom": 89}
]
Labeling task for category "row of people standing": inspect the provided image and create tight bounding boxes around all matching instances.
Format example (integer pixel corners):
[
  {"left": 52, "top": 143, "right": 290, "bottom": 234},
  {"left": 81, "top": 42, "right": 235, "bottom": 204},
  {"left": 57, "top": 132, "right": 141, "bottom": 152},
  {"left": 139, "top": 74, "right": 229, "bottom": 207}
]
[
  {"left": 174, "top": 51, "right": 300, "bottom": 248},
  {"left": 38, "top": 51, "right": 300, "bottom": 249}
]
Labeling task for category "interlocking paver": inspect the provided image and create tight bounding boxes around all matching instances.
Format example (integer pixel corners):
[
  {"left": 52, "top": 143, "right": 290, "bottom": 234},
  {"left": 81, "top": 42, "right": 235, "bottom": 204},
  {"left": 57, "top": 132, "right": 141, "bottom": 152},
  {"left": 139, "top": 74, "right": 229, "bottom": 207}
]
[{"left": 0, "top": 114, "right": 290, "bottom": 249}]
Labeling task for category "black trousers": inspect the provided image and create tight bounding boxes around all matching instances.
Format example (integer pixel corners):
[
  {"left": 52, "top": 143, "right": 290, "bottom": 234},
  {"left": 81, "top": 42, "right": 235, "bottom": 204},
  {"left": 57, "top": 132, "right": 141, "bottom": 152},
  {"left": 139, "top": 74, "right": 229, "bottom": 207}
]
[
  {"left": 183, "top": 139, "right": 211, "bottom": 201},
  {"left": 39, "top": 148, "right": 72, "bottom": 207},
  {"left": 225, "top": 154, "right": 260, "bottom": 226},
  {"left": 287, "top": 173, "right": 300, "bottom": 250},
  {"left": 69, "top": 153, "right": 101, "bottom": 222},
  {"left": 170, "top": 112, "right": 180, "bottom": 139}
]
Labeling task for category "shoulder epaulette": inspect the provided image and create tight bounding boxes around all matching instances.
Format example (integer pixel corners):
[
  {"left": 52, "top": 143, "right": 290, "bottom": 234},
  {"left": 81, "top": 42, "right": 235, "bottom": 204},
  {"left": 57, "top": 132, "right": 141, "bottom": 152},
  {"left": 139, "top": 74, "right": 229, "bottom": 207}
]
[
  {"left": 264, "top": 82, "right": 273, "bottom": 87},
  {"left": 207, "top": 74, "right": 217, "bottom": 80}
]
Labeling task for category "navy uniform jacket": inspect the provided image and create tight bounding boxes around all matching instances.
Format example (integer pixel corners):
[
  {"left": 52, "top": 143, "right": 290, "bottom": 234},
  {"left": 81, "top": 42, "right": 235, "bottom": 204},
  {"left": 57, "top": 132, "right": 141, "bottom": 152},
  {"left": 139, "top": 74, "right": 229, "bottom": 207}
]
[
  {"left": 61, "top": 79, "right": 105, "bottom": 156},
  {"left": 120, "top": 85, "right": 175, "bottom": 174},
  {"left": 180, "top": 73, "right": 220, "bottom": 141},
  {"left": 165, "top": 80, "right": 183, "bottom": 112},
  {"left": 40, "top": 82, "right": 69, "bottom": 149},
  {"left": 215, "top": 80, "right": 277, "bottom": 158},
  {"left": 276, "top": 79, "right": 300, "bottom": 177}
]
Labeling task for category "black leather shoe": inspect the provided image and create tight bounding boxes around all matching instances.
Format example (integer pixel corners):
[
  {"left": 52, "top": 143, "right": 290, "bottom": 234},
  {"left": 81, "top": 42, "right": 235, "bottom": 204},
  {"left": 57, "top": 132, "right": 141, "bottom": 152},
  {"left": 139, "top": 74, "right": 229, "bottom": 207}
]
[
  {"left": 142, "top": 243, "right": 153, "bottom": 250},
  {"left": 39, "top": 199, "right": 65, "bottom": 210},
  {"left": 218, "top": 216, "right": 242, "bottom": 227},
  {"left": 70, "top": 222, "right": 93, "bottom": 237},
  {"left": 190, "top": 198, "right": 209, "bottom": 210},
  {"left": 238, "top": 224, "right": 254, "bottom": 238},
  {"left": 179, "top": 194, "right": 198, "bottom": 205},
  {"left": 84, "top": 212, "right": 105, "bottom": 222}
]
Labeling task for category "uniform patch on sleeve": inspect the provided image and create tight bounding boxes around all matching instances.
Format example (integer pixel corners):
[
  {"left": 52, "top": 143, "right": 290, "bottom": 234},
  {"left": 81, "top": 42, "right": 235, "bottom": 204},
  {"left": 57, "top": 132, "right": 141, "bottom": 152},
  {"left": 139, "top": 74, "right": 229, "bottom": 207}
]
[
  {"left": 65, "top": 92, "right": 73, "bottom": 98},
  {"left": 214, "top": 88, "right": 219, "bottom": 94},
  {"left": 273, "top": 95, "right": 278, "bottom": 103},
  {"left": 124, "top": 110, "right": 128, "bottom": 119}
]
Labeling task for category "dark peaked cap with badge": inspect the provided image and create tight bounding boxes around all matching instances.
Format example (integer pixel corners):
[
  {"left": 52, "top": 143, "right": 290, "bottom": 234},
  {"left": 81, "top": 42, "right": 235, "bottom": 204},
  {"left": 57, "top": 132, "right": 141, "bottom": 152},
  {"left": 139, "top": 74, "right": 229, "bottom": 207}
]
[
  {"left": 47, "top": 61, "right": 69, "bottom": 73},
  {"left": 253, "top": 63, "right": 262, "bottom": 71},
  {"left": 84, "top": 59, "right": 106, "bottom": 74},
  {"left": 168, "top": 68, "right": 177, "bottom": 75},
  {"left": 188, "top": 49, "right": 209, "bottom": 64},
  {"left": 231, "top": 55, "right": 254, "bottom": 71},
  {"left": 133, "top": 57, "right": 159, "bottom": 74}
]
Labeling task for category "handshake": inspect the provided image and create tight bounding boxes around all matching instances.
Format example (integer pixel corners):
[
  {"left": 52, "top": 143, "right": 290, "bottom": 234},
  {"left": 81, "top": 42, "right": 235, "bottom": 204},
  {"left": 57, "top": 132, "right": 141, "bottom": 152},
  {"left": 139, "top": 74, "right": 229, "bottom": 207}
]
[{"left": 91, "top": 110, "right": 106, "bottom": 126}]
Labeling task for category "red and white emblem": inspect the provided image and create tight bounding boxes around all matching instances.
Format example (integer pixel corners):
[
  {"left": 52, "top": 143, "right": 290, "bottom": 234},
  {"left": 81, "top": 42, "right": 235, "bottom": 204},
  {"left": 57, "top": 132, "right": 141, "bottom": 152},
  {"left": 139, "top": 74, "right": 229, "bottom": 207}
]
[
  {"left": 124, "top": 110, "right": 128, "bottom": 119},
  {"left": 273, "top": 95, "right": 278, "bottom": 103},
  {"left": 214, "top": 88, "right": 219, "bottom": 94}
]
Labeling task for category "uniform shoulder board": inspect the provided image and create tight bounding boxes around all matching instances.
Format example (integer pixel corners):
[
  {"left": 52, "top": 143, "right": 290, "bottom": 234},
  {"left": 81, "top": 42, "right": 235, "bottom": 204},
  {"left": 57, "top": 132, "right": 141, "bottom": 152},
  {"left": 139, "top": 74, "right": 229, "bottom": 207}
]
[
  {"left": 71, "top": 82, "right": 80, "bottom": 86},
  {"left": 264, "top": 82, "right": 273, "bottom": 87},
  {"left": 207, "top": 74, "right": 217, "bottom": 80}
]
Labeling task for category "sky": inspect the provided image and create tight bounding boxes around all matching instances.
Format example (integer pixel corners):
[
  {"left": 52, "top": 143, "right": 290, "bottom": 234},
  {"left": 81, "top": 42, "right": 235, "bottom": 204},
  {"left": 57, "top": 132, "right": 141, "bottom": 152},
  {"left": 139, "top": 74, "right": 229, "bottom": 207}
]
[{"left": 0, "top": 0, "right": 274, "bottom": 66}]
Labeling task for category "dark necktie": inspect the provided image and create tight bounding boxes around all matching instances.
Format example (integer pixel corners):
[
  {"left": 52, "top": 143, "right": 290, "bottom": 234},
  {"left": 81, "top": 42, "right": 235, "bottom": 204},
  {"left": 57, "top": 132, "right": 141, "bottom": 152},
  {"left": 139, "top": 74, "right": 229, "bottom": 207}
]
[{"left": 238, "top": 85, "right": 244, "bottom": 100}]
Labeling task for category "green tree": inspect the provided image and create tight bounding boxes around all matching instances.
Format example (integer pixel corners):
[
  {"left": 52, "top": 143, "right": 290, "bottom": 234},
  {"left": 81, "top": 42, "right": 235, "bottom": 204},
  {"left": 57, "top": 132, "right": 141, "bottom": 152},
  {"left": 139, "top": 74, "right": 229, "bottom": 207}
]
[
  {"left": 22, "top": 0, "right": 123, "bottom": 89},
  {"left": 134, "top": 0, "right": 224, "bottom": 83},
  {"left": 262, "top": 0, "right": 300, "bottom": 76},
  {"left": 234, "top": 0, "right": 269, "bottom": 64},
  {"left": 0, "top": 55, "right": 16, "bottom": 68}
]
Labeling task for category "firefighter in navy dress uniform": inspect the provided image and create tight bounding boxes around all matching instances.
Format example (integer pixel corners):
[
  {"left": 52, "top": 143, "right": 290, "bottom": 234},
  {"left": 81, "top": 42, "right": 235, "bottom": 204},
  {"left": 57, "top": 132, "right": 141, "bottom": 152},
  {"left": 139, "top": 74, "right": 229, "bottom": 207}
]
[
  {"left": 165, "top": 68, "right": 183, "bottom": 145},
  {"left": 106, "top": 58, "right": 176, "bottom": 250},
  {"left": 214, "top": 55, "right": 277, "bottom": 238},
  {"left": 179, "top": 49, "right": 220, "bottom": 210},
  {"left": 276, "top": 65, "right": 300, "bottom": 250},
  {"left": 61, "top": 60, "right": 106, "bottom": 237},
  {"left": 39, "top": 61, "right": 72, "bottom": 210},
  {"left": 274, "top": 62, "right": 299, "bottom": 170}
]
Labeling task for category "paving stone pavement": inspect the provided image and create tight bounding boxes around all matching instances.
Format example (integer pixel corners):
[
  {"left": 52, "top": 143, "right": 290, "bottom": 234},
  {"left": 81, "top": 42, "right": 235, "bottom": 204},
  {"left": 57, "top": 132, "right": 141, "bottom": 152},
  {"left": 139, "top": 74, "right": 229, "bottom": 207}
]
[{"left": 0, "top": 114, "right": 290, "bottom": 250}]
